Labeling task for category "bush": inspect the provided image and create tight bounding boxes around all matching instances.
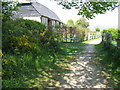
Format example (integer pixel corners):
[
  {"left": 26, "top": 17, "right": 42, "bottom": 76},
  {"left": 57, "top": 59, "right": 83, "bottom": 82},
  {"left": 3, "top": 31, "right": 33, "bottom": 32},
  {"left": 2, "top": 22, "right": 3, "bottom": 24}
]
[
  {"left": 95, "top": 28, "right": 100, "bottom": 32},
  {"left": 102, "top": 28, "right": 118, "bottom": 37},
  {"left": 2, "top": 2, "right": 65, "bottom": 88},
  {"left": 2, "top": 18, "right": 61, "bottom": 80},
  {"left": 19, "top": 19, "right": 46, "bottom": 32},
  {"left": 2, "top": 19, "right": 46, "bottom": 53},
  {"left": 95, "top": 43, "right": 120, "bottom": 88}
]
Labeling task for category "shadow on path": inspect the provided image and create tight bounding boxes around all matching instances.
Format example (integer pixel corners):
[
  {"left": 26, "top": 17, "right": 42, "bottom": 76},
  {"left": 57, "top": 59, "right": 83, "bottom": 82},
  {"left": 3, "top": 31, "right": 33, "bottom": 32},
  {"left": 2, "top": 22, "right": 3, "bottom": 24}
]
[{"left": 56, "top": 38, "right": 114, "bottom": 88}]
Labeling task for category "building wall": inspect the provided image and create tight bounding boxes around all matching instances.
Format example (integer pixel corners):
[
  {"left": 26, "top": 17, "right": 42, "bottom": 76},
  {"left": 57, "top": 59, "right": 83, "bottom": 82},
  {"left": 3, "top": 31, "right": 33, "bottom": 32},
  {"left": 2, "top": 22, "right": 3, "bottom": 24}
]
[{"left": 23, "top": 17, "right": 41, "bottom": 22}]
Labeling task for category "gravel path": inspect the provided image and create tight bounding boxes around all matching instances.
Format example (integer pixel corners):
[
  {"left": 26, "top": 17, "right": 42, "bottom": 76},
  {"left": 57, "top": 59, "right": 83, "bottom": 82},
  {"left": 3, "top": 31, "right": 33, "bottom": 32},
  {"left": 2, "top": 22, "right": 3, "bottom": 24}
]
[{"left": 59, "top": 38, "right": 113, "bottom": 88}]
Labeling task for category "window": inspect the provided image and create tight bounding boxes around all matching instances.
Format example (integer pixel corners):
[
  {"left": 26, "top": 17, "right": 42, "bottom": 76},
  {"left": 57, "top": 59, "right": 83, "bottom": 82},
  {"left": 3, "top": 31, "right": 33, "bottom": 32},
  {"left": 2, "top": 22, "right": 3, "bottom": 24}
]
[
  {"left": 41, "top": 17, "right": 48, "bottom": 26},
  {"left": 52, "top": 21, "right": 56, "bottom": 27}
]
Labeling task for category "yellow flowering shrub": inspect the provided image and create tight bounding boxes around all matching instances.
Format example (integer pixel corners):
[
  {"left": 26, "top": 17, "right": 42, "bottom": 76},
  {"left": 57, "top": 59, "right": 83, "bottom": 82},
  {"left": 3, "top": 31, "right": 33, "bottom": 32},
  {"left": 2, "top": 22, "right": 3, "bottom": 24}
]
[
  {"left": 0, "top": 50, "right": 3, "bottom": 56},
  {"left": 40, "top": 30, "right": 48, "bottom": 36},
  {"left": 10, "top": 35, "right": 32, "bottom": 53},
  {"left": 2, "top": 59, "right": 9, "bottom": 65}
]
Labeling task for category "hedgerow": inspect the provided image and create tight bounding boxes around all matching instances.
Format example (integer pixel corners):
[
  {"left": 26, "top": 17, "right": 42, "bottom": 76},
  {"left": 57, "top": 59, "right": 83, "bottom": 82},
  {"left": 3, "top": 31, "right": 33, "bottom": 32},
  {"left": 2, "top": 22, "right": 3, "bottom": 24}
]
[
  {"left": 2, "top": 19, "right": 62, "bottom": 81},
  {"left": 102, "top": 28, "right": 118, "bottom": 37}
]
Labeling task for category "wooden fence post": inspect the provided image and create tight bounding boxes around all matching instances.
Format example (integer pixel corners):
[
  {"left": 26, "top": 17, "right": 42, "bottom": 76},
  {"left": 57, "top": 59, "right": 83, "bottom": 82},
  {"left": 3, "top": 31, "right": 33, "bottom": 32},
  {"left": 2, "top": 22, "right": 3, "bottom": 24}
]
[
  {"left": 102, "top": 34, "right": 105, "bottom": 42},
  {"left": 116, "top": 38, "right": 120, "bottom": 47},
  {"left": 104, "top": 33, "right": 112, "bottom": 46},
  {"left": 102, "top": 32, "right": 120, "bottom": 48},
  {"left": 65, "top": 26, "right": 67, "bottom": 42},
  {"left": 108, "top": 33, "right": 112, "bottom": 44},
  {"left": 69, "top": 27, "right": 73, "bottom": 42},
  {"left": 117, "top": 29, "right": 120, "bottom": 47}
]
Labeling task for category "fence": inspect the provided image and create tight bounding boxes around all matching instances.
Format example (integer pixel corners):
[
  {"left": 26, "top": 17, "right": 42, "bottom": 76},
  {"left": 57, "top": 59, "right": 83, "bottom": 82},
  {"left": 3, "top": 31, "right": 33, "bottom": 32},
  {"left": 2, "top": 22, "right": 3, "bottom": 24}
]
[
  {"left": 102, "top": 32, "right": 120, "bottom": 48},
  {"left": 85, "top": 32, "right": 101, "bottom": 40},
  {"left": 53, "top": 26, "right": 101, "bottom": 42},
  {"left": 53, "top": 26, "right": 80, "bottom": 42}
]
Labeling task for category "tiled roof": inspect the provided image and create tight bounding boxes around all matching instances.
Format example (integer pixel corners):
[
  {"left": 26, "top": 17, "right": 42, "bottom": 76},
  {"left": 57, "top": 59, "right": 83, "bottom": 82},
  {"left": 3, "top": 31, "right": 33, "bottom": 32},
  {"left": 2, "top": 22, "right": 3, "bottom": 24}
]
[{"left": 16, "top": 2, "right": 61, "bottom": 22}]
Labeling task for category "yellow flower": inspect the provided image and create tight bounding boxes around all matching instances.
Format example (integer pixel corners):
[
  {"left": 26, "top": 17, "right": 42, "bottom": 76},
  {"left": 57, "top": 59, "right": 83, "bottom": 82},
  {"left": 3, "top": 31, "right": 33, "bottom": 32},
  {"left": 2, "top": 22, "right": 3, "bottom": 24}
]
[
  {"left": 0, "top": 72, "right": 4, "bottom": 76},
  {"left": 3, "top": 59, "right": 9, "bottom": 65},
  {"left": 0, "top": 50, "right": 3, "bottom": 56},
  {"left": 23, "top": 35, "right": 28, "bottom": 38},
  {"left": 40, "top": 30, "right": 48, "bottom": 36}
]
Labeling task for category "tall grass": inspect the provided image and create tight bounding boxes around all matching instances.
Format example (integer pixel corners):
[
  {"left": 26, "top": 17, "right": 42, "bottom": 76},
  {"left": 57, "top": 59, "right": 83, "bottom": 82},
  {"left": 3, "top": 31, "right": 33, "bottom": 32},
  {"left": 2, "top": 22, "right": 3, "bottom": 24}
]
[{"left": 95, "top": 43, "right": 120, "bottom": 88}]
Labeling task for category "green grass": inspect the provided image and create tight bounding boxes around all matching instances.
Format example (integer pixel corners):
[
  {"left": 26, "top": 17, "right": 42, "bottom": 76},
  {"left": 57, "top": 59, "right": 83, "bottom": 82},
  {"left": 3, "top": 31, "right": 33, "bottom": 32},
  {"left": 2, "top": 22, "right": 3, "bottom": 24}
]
[
  {"left": 2, "top": 18, "right": 86, "bottom": 88},
  {"left": 83, "top": 37, "right": 102, "bottom": 44},
  {"left": 95, "top": 43, "right": 120, "bottom": 88},
  {"left": 2, "top": 42, "right": 85, "bottom": 88}
]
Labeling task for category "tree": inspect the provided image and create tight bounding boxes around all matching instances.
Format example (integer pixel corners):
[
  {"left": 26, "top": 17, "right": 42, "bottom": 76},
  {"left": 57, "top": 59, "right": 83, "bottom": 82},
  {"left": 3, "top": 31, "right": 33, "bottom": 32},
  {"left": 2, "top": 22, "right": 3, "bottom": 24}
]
[
  {"left": 75, "top": 17, "right": 89, "bottom": 28},
  {"left": 2, "top": 1, "right": 18, "bottom": 21},
  {"left": 53, "top": 0, "right": 118, "bottom": 19},
  {"left": 53, "top": 0, "right": 120, "bottom": 41},
  {"left": 96, "top": 28, "right": 100, "bottom": 32},
  {"left": 67, "top": 19, "right": 74, "bottom": 26},
  {"left": 102, "top": 28, "right": 118, "bottom": 37}
]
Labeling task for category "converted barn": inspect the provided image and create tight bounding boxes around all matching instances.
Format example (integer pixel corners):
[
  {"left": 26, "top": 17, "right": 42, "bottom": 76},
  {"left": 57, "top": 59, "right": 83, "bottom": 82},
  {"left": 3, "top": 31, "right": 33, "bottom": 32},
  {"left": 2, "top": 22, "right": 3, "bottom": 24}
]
[{"left": 14, "top": 0, "right": 64, "bottom": 30}]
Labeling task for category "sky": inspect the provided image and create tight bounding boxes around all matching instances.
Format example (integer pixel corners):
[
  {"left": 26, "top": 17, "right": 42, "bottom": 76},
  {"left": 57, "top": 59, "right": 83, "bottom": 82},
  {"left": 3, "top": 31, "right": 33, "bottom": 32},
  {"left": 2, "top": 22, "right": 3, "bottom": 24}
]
[{"left": 37, "top": 0, "right": 118, "bottom": 30}]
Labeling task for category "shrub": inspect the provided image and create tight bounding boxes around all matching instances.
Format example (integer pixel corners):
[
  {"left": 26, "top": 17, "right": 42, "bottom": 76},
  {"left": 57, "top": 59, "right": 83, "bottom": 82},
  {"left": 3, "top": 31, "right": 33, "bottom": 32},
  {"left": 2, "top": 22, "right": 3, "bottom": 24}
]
[
  {"left": 2, "top": 19, "right": 62, "bottom": 84},
  {"left": 2, "top": 19, "right": 46, "bottom": 54},
  {"left": 95, "top": 28, "right": 100, "bottom": 32},
  {"left": 19, "top": 19, "right": 46, "bottom": 32},
  {"left": 102, "top": 28, "right": 118, "bottom": 37}
]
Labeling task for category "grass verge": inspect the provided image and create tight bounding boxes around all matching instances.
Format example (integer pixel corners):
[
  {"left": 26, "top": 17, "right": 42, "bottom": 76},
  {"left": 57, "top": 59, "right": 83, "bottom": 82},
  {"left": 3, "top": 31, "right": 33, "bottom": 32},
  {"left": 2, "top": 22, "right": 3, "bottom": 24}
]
[
  {"left": 83, "top": 37, "right": 102, "bottom": 44},
  {"left": 95, "top": 42, "right": 120, "bottom": 88}
]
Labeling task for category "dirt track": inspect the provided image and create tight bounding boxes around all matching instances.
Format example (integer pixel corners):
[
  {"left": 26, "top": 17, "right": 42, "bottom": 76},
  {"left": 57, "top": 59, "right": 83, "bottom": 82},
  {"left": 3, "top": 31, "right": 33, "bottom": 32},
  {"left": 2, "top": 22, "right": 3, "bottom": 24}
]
[{"left": 59, "top": 38, "right": 114, "bottom": 88}]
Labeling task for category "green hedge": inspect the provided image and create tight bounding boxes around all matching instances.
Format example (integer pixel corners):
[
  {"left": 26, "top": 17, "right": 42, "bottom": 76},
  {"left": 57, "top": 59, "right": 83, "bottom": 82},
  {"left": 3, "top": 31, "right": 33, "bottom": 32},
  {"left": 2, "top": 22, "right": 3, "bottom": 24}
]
[{"left": 2, "top": 19, "right": 61, "bottom": 80}]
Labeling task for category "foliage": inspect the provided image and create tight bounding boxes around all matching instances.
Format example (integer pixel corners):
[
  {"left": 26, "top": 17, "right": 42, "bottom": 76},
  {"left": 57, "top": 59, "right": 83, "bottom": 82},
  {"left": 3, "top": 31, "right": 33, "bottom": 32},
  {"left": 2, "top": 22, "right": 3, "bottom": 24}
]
[
  {"left": 53, "top": 0, "right": 118, "bottom": 19},
  {"left": 2, "top": 18, "right": 51, "bottom": 85},
  {"left": 102, "top": 28, "right": 118, "bottom": 37},
  {"left": 67, "top": 19, "right": 74, "bottom": 26},
  {"left": 2, "top": 18, "right": 62, "bottom": 78},
  {"left": 2, "top": 20, "right": 85, "bottom": 88},
  {"left": 96, "top": 28, "right": 100, "bottom": 32},
  {"left": 64, "top": 17, "right": 93, "bottom": 41},
  {"left": 2, "top": 19, "right": 46, "bottom": 53},
  {"left": 2, "top": 1, "right": 18, "bottom": 21},
  {"left": 75, "top": 25, "right": 90, "bottom": 41},
  {"left": 95, "top": 43, "right": 120, "bottom": 88},
  {"left": 21, "top": 19, "right": 46, "bottom": 32},
  {"left": 74, "top": 17, "right": 91, "bottom": 41},
  {"left": 2, "top": 2, "right": 86, "bottom": 86},
  {"left": 88, "top": 30, "right": 97, "bottom": 33},
  {"left": 75, "top": 17, "right": 89, "bottom": 28}
]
